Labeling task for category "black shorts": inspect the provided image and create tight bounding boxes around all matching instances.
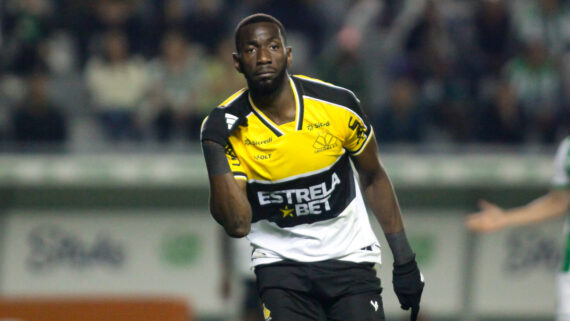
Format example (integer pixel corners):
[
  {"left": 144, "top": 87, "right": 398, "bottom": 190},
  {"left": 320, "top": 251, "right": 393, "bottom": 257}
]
[
  {"left": 255, "top": 260, "right": 385, "bottom": 321},
  {"left": 242, "top": 278, "right": 262, "bottom": 311}
]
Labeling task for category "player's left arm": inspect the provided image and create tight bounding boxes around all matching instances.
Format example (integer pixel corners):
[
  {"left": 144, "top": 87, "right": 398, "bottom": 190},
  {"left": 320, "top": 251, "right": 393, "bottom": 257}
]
[
  {"left": 351, "top": 134, "right": 424, "bottom": 320},
  {"left": 351, "top": 134, "right": 411, "bottom": 262}
]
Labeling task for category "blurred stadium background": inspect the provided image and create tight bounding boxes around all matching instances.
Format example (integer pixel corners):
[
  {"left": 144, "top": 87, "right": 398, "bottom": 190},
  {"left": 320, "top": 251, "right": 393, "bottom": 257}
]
[{"left": 0, "top": 0, "right": 569, "bottom": 320}]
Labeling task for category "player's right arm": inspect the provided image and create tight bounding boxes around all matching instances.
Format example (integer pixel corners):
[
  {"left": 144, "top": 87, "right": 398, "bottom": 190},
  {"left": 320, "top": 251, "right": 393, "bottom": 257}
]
[
  {"left": 468, "top": 137, "right": 570, "bottom": 233},
  {"left": 466, "top": 190, "right": 570, "bottom": 233},
  {"left": 201, "top": 107, "right": 252, "bottom": 238}
]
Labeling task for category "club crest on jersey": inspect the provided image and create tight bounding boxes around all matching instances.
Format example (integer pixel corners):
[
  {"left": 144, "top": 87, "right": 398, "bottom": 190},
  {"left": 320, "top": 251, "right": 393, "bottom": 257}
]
[
  {"left": 224, "top": 144, "right": 240, "bottom": 166},
  {"left": 313, "top": 132, "right": 338, "bottom": 153},
  {"left": 348, "top": 116, "right": 367, "bottom": 143},
  {"left": 258, "top": 172, "right": 341, "bottom": 216}
]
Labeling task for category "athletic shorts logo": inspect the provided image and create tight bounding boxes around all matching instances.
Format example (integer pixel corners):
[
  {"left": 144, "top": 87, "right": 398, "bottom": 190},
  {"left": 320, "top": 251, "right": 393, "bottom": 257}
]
[
  {"left": 262, "top": 303, "right": 272, "bottom": 321},
  {"left": 370, "top": 300, "right": 379, "bottom": 311}
]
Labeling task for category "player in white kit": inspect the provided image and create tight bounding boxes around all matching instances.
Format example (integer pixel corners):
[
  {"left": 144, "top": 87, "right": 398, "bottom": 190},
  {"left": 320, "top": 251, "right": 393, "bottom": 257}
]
[{"left": 467, "top": 136, "right": 570, "bottom": 321}]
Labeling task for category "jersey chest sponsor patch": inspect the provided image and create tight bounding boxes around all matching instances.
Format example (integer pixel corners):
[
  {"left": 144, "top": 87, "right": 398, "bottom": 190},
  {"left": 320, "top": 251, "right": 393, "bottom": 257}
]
[{"left": 246, "top": 154, "right": 356, "bottom": 228}]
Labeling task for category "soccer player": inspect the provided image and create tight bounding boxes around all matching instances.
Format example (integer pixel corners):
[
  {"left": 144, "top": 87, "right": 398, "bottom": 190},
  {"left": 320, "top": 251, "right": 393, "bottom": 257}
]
[
  {"left": 201, "top": 13, "right": 424, "bottom": 321},
  {"left": 466, "top": 136, "right": 570, "bottom": 321}
]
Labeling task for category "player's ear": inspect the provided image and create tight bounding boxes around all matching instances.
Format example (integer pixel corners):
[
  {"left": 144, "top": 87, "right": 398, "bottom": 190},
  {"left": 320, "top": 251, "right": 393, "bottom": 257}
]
[
  {"left": 233, "top": 52, "right": 243, "bottom": 73},
  {"left": 286, "top": 47, "right": 292, "bottom": 69}
]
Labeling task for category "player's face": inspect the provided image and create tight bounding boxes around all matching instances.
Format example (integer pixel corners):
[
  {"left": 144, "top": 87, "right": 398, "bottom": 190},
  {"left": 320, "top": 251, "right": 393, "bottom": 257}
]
[{"left": 234, "top": 22, "right": 292, "bottom": 94}]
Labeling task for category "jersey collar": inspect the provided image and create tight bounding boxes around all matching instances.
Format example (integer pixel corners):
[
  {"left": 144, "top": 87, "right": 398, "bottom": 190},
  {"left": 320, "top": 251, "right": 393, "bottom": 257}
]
[{"left": 248, "top": 76, "right": 305, "bottom": 137}]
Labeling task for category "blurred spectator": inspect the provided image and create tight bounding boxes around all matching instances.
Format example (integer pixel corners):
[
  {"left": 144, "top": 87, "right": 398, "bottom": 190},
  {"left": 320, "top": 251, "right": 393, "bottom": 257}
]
[
  {"left": 512, "top": 0, "right": 570, "bottom": 58},
  {"left": 1, "top": 0, "right": 55, "bottom": 74},
  {"left": 198, "top": 37, "right": 245, "bottom": 116},
  {"left": 145, "top": 30, "right": 208, "bottom": 141},
  {"left": 374, "top": 77, "right": 426, "bottom": 143},
  {"left": 562, "top": 52, "right": 570, "bottom": 134},
  {"left": 247, "top": 0, "right": 326, "bottom": 57},
  {"left": 85, "top": 30, "right": 149, "bottom": 141},
  {"left": 398, "top": 1, "right": 471, "bottom": 142},
  {"left": 503, "top": 40, "right": 562, "bottom": 143},
  {"left": 149, "top": 0, "right": 190, "bottom": 56},
  {"left": 72, "top": 0, "right": 147, "bottom": 66},
  {"left": 422, "top": 73, "right": 473, "bottom": 142},
  {"left": 402, "top": 0, "right": 456, "bottom": 83},
  {"left": 473, "top": 0, "right": 514, "bottom": 75},
  {"left": 2, "top": 0, "right": 569, "bottom": 149},
  {"left": 317, "top": 27, "right": 369, "bottom": 109},
  {"left": 150, "top": 0, "right": 229, "bottom": 55},
  {"left": 10, "top": 70, "right": 68, "bottom": 148},
  {"left": 475, "top": 82, "right": 526, "bottom": 144},
  {"left": 186, "top": 0, "right": 230, "bottom": 54}
]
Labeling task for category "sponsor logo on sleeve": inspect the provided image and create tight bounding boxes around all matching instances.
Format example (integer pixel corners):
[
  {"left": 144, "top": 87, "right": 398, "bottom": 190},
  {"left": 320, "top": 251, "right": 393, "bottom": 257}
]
[
  {"left": 348, "top": 116, "right": 366, "bottom": 143},
  {"left": 224, "top": 144, "right": 241, "bottom": 166}
]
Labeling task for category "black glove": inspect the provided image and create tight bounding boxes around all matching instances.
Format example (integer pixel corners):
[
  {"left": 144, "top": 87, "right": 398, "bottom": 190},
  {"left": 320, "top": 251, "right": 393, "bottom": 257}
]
[
  {"left": 201, "top": 107, "right": 248, "bottom": 146},
  {"left": 392, "top": 256, "right": 424, "bottom": 321}
]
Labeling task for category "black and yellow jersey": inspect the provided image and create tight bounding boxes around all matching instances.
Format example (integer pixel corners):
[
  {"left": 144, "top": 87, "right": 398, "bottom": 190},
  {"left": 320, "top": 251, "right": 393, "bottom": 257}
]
[{"left": 209, "top": 75, "right": 381, "bottom": 266}]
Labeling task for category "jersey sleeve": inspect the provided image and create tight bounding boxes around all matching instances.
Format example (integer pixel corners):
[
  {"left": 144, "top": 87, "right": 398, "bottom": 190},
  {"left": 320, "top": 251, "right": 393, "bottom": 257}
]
[
  {"left": 225, "top": 142, "right": 248, "bottom": 181},
  {"left": 342, "top": 92, "right": 374, "bottom": 155},
  {"left": 552, "top": 137, "right": 570, "bottom": 189},
  {"left": 201, "top": 114, "right": 248, "bottom": 181}
]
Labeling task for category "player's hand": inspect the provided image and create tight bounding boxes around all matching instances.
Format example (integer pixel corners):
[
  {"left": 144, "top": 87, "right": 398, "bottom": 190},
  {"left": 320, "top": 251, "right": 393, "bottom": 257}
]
[
  {"left": 392, "top": 256, "right": 424, "bottom": 321},
  {"left": 201, "top": 107, "right": 248, "bottom": 146},
  {"left": 465, "top": 199, "right": 509, "bottom": 233}
]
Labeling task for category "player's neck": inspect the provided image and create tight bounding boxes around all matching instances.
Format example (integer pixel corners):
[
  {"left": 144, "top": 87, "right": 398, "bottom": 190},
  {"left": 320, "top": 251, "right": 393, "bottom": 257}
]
[{"left": 250, "top": 77, "right": 296, "bottom": 125}]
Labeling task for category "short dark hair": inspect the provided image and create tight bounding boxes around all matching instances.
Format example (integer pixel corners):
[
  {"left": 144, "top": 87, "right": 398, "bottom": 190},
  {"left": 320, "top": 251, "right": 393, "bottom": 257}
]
[{"left": 234, "top": 13, "right": 287, "bottom": 53}]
